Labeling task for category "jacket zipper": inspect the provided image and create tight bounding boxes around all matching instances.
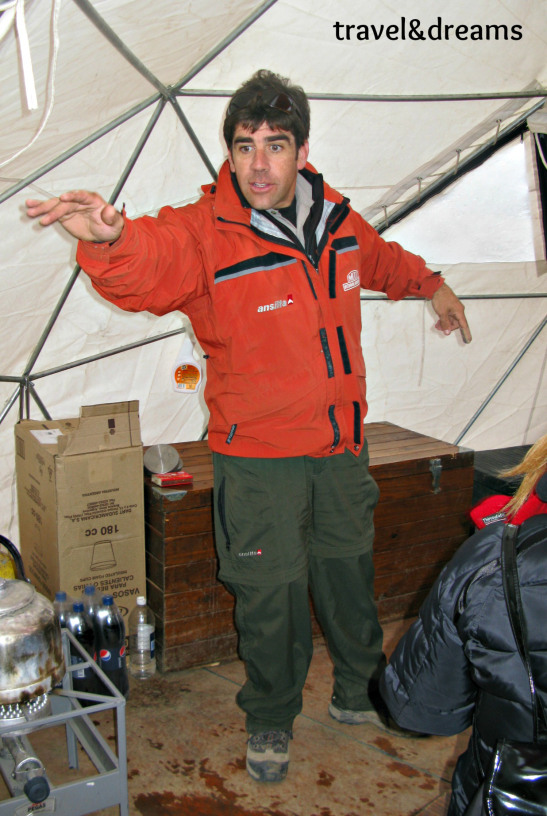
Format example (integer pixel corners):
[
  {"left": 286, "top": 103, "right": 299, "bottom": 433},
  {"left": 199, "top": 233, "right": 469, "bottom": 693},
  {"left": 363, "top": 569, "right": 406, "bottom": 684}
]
[
  {"left": 217, "top": 198, "right": 351, "bottom": 456},
  {"left": 328, "top": 405, "right": 340, "bottom": 452},
  {"left": 216, "top": 195, "right": 349, "bottom": 269},
  {"left": 319, "top": 328, "right": 335, "bottom": 378}
]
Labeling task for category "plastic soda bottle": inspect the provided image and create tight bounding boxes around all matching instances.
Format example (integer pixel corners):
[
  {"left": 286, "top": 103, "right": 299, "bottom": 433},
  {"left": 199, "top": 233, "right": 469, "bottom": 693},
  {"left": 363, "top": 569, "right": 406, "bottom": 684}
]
[
  {"left": 66, "top": 601, "right": 96, "bottom": 700},
  {"left": 53, "top": 591, "right": 71, "bottom": 628},
  {"left": 82, "top": 584, "right": 99, "bottom": 621},
  {"left": 128, "top": 596, "right": 156, "bottom": 679},
  {"left": 95, "top": 595, "right": 129, "bottom": 698}
]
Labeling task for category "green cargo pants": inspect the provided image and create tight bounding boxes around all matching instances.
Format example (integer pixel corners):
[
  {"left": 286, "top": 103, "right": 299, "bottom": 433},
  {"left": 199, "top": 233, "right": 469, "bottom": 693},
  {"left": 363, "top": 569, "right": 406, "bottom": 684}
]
[{"left": 212, "top": 442, "right": 383, "bottom": 735}]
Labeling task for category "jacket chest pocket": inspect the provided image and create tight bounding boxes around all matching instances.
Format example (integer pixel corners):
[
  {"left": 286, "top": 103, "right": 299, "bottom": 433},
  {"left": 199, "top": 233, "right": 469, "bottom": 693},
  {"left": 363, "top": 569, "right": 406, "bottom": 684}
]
[
  {"left": 215, "top": 253, "right": 325, "bottom": 326},
  {"left": 327, "top": 236, "right": 360, "bottom": 299}
]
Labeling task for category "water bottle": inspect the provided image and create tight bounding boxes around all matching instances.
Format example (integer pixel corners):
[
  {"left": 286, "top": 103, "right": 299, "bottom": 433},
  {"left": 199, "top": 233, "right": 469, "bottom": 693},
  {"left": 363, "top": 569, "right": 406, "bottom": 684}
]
[
  {"left": 95, "top": 595, "right": 129, "bottom": 698},
  {"left": 66, "top": 601, "right": 97, "bottom": 701},
  {"left": 53, "top": 591, "right": 72, "bottom": 628},
  {"left": 128, "top": 596, "right": 156, "bottom": 679},
  {"left": 82, "top": 584, "right": 99, "bottom": 621}
]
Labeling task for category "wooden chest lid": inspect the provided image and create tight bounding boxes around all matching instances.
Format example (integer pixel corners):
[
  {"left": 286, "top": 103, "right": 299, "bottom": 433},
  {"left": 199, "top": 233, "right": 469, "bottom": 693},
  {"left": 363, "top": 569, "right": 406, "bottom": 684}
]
[{"left": 144, "top": 422, "right": 473, "bottom": 509}]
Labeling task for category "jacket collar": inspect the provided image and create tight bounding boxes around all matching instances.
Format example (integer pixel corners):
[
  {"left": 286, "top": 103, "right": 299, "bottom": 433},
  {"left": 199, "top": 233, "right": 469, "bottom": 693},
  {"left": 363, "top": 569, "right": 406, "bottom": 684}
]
[{"left": 206, "top": 159, "right": 347, "bottom": 226}]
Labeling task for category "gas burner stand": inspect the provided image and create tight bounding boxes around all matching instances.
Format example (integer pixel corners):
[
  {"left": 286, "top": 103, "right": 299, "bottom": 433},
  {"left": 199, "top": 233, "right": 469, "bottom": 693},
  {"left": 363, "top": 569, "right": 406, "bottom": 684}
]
[{"left": 0, "top": 629, "right": 128, "bottom": 816}]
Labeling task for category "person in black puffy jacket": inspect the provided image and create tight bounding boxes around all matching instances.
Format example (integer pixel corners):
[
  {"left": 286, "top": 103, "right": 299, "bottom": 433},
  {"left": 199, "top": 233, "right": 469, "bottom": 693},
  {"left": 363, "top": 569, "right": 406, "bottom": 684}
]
[{"left": 380, "top": 435, "right": 547, "bottom": 816}]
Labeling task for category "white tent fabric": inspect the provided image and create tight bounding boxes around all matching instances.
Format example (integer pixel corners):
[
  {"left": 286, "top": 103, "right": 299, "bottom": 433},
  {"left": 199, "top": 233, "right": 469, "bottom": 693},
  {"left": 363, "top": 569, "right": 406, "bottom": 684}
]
[{"left": 1, "top": 0, "right": 546, "bottom": 543}]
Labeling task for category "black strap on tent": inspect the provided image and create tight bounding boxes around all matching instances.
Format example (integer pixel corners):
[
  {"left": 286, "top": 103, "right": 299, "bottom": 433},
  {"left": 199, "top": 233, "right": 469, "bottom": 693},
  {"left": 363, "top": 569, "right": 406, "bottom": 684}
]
[
  {"left": 534, "top": 133, "right": 547, "bottom": 257},
  {"left": 377, "top": 125, "right": 530, "bottom": 234}
]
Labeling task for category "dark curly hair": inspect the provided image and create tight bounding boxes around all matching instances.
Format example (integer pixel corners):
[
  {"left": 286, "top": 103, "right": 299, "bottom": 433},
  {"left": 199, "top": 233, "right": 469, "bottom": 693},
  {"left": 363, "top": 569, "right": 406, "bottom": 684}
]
[{"left": 223, "top": 70, "right": 310, "bottom": 151}]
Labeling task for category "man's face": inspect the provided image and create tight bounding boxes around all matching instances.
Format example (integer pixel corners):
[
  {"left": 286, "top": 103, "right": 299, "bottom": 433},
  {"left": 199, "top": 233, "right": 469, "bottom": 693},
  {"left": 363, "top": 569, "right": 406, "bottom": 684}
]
[{"left": 228, "top": 122, "right": 309, "bottom": 211}]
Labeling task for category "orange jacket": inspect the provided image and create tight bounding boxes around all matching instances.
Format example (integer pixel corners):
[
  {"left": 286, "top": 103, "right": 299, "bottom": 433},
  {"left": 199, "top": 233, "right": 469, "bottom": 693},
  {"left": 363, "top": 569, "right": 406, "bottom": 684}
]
[{"left": 77, "top": 162, "right": 444, "bottom": 458}]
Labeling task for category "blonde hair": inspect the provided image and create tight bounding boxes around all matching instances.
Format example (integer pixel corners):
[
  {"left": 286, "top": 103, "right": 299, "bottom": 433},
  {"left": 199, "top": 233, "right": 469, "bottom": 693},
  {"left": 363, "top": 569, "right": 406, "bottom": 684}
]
[{"left": 501, "top": 434, "right": 547, "bottom": 517}]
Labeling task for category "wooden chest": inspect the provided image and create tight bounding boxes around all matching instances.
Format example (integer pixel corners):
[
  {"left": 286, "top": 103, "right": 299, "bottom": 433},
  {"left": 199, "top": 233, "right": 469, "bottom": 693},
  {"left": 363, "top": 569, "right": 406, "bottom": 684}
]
[{"left": 144, "top": 422, "right": 474, "bottom": 672}]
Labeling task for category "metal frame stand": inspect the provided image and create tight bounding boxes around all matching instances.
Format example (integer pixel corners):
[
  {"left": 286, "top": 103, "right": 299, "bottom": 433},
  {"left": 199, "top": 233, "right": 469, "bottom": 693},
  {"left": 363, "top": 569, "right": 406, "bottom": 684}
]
[{"left": 0, "top": 629, "right": 128, "bottom": 816}]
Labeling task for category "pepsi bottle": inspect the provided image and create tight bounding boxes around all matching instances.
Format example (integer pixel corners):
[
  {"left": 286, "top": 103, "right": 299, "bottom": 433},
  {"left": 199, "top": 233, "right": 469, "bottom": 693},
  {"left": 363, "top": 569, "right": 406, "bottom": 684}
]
[
  {"left": 53, "top": 590, "right": 71, "bottom": 628},
  {"left": 82, "top": 584, "right": 99, "bottom": 622},
  {"left": 95, "top": 595, "right": 129, "bottom": 699},
  {"left": 66, "top": 601, "right": 97, "bottom": 701}
]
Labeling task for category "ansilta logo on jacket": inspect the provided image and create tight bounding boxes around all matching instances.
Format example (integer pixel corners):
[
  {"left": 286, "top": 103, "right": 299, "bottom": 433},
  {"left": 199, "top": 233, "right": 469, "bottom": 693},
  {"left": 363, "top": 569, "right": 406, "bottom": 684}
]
[{"left": 257, "top": 294, "right": 293, "bottom": 313}]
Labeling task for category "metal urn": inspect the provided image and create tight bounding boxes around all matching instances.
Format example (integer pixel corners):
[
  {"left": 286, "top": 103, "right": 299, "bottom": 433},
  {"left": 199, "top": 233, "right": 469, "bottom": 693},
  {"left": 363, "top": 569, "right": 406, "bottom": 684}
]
[{"left": 0, "top": 577, "right": 65, "bottom": 708}]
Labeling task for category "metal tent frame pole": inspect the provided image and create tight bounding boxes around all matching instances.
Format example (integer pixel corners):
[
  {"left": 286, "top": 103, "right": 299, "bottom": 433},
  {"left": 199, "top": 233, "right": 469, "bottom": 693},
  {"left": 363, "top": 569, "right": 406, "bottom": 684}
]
[
  {"left": 0, "top": 0, "right": 544, "bottom": 441},
  {"left": 360, "top": 292, "right": 546, "bottom": 302},
  {"left": 0, "top": 95, "right": 160, "bottom": 206},
  {"left": 72, "top": 0, "right": 281, "bottom": 183},
  {"left": 29, "top": 329, "right": 188, "bottom": 381},
  {"left": 26, "top": 98, "right": 166, "bottom": 371},
  {"left": 357, "top": 294, "right": 546, "bottom": 445},
  {"left": 0, "top": 0, "right": 282, "bottom": 427},
  {"left": 0, "top": 328, "right": 188, "bottom": 422},
  {"left": 2, "top": 99, "right": 171, "bottom": 423},
  {"left": 72, "top": 0, "right": 173, "bottom": 98},
  {"left": 173, "top": 0, "right": 279, "bottom": 90},
  {"left": 177, "top": 87, "right": 547, "bottom": 103},
  {"left": 376, "top": 102, "right": 546, "bottom": 232},
  {"left": 454, "top": 315, "right": 547, "bottom": 446}
]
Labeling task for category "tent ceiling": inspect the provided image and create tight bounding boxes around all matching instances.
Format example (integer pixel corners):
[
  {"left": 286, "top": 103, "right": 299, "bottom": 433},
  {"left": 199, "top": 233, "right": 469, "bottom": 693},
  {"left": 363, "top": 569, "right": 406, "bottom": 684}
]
[
  {"left": 3, "top": 0, "right": 546, "bottom": 203},
  {"left": 1, "top": 0, "right": 546, "bottom": 541}
]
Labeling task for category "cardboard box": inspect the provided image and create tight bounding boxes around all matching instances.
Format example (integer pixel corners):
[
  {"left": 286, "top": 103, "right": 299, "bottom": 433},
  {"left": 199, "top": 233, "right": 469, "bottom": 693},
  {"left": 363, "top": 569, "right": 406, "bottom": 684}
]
[{"left": 15, "top": 401, "right": 146, "bottom": 619}]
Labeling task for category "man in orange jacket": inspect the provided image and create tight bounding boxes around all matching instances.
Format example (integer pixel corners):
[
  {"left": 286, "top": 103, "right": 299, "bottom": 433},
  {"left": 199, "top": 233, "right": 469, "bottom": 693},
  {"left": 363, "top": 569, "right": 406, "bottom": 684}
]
[{"left": 27, "top": 69, "right": 471, "bottom": 783}]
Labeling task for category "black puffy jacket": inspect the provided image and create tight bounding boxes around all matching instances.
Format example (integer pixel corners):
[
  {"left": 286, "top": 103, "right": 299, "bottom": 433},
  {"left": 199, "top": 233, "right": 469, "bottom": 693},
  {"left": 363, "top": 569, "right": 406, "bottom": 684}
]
[{"left": 380, "top": 513, "right": 547, "bottom": 816}]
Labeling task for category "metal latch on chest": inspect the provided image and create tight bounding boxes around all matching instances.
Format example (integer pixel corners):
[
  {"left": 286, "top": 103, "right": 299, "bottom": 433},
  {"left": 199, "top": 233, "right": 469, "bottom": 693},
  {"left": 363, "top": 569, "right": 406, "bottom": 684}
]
[{"left": 429, "top": 458, "right": 443, "bottom": 493}]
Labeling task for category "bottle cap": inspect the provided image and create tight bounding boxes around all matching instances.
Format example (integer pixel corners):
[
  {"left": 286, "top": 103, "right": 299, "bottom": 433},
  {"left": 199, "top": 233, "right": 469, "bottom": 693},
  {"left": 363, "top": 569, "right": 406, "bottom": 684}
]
[
  {"left": 84, "top": 585, "right": 96, "bottom": 595},
  {"left": 73, "top": 601, "right": 84, "bottom": 612},
  {"left": 55, "top": 591, "right": 67, "bottom": 601},
  {"left": 102, "top": 595, "right": 114, "bottom": 605},
  {"left": 136, "top": 596, "right": 146, "bottom": 605}
]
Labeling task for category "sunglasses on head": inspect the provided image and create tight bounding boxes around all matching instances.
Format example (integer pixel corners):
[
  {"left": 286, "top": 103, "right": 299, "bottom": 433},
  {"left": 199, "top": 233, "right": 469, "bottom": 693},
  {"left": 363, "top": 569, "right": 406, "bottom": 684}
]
[{"left": 227, "top": 89, "right": 303, "bottom": 121}]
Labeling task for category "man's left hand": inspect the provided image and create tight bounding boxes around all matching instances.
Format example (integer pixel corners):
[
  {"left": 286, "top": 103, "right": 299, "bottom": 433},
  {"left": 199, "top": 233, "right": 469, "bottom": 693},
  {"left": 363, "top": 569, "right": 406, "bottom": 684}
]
[{"left": 431, "top": 283, "right": 472, "bottom": 343}]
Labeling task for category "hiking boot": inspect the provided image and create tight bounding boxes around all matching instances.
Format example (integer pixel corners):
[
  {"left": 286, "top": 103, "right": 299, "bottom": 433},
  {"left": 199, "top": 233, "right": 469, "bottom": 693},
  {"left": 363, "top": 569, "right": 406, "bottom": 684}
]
[
  {"left": 328, "top": 701, "right": 376, "bottom": 725},
  {"left": 328, "top": 701, "right": 429, "bottom": 738},
  {"left": 246, "top": 729, "right": 292, "bottom": 782}
]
